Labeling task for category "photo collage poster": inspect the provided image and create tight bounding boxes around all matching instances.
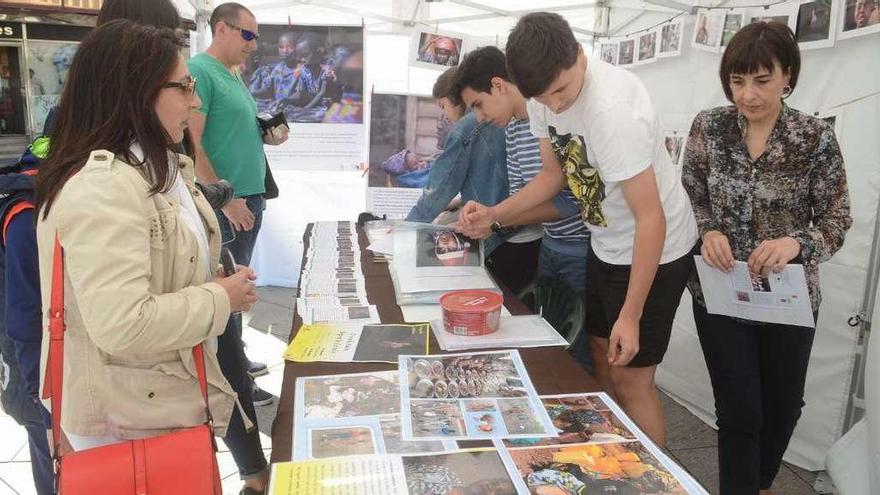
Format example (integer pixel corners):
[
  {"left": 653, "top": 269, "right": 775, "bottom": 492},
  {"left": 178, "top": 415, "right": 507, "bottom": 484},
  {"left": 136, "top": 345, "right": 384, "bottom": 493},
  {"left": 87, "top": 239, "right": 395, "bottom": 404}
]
[
  {"left": 494, "top": 392, "right": 709, "bottom": 494},
  {"left": 245, "top": 24, "right": 365, "bottom": 171},
  {"left": 367, "top": 92, "right": 446, "bottom": 219},
  {"left": 293, "top": 370, "right": 458, "bottom": 460},
  {"left": 399, "top": 350, "right": 556, "bottom": 441}
]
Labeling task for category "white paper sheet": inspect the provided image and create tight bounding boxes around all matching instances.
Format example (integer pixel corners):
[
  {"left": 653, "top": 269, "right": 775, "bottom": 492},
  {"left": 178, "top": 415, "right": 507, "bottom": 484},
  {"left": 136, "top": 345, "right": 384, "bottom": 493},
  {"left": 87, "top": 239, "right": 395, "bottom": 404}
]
[{"left": 694, "top": 256, "right": 815, "bottom": 327}]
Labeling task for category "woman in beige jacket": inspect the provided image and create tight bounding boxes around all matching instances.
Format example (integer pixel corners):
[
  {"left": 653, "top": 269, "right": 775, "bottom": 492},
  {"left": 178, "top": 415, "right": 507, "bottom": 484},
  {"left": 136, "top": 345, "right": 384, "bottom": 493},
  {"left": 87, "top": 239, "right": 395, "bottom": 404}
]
[{"left": 33, "top": 21, "right": 257, "bottom": 449}]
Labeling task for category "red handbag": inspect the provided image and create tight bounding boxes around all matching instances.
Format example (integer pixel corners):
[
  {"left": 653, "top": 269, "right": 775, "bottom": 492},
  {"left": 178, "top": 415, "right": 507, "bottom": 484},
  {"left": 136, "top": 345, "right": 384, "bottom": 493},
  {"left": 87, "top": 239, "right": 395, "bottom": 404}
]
[{"left": 43, "top": 234, "right": 222, "bottom": 494}]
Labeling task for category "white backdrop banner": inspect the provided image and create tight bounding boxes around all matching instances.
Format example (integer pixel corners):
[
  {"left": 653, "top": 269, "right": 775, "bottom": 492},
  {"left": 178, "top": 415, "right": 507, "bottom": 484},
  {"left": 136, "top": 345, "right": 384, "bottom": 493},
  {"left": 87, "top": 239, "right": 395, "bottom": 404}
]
[{"left": 629, "top": 16, "right": 880, "bottom": 470}]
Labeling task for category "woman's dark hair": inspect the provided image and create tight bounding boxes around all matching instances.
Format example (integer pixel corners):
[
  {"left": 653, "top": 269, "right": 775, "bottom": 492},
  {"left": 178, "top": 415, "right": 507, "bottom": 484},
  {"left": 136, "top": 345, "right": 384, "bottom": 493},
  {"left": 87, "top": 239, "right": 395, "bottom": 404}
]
[
  {"left": 97, "top": 0, "right": 180, "bottom": 29},
  {"left": 506, "top": 12, "right": 580, "bottom": 98},
  {"left": 36, "top": 20, "right": 183, "bottom": 218},
  {"left": 719, "top": 21, "right": 801, "bottom": 103},
  {"left": 432, "top": 67, "right": 463, "bottom": 108}
]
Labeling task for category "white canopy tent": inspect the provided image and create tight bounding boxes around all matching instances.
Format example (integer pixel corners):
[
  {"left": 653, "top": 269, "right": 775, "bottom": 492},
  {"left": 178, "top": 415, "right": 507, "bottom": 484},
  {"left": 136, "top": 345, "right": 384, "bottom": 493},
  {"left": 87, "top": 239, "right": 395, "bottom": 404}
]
[{"left": 174, "top": 0, "right": 879, "bottom": 490}]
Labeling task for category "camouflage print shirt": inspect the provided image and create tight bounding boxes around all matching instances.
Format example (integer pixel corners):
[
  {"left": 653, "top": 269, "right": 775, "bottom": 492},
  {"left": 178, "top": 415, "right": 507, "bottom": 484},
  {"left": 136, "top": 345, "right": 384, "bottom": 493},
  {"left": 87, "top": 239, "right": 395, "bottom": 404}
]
[{"left": 682, "top": 104, "right": 851, "bottom": 313}]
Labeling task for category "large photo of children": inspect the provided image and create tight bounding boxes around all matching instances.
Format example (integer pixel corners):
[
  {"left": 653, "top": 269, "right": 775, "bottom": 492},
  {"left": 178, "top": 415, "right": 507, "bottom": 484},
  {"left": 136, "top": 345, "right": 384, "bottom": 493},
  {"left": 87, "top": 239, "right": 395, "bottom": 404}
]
[
  {"left": 243, "top": 24, "right": 363, "bottom": 124},
  {"left": 369, "top": 93, "right": 447, "bottom": 189}
]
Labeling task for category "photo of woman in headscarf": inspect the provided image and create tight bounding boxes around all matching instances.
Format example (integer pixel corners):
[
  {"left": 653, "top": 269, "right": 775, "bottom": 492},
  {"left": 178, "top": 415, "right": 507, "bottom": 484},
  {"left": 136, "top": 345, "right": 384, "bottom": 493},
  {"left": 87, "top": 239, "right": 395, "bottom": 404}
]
[{"left": 417, "top": 33, "right": 463, "bottom": 67}]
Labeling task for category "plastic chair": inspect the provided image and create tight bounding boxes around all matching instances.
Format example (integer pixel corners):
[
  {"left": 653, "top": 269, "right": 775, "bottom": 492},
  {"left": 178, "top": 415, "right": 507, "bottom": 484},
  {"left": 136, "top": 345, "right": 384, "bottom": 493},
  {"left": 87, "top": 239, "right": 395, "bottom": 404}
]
[{"left": 517, "top": 276, "right": 586, "bottom": 346}]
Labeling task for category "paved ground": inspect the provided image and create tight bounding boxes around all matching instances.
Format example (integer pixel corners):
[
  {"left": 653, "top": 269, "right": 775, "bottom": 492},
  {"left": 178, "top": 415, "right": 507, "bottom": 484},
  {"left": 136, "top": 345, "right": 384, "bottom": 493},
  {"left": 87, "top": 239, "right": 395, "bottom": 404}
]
[{"left": 0, "top": 286, "right": 822, "bottom": 494}]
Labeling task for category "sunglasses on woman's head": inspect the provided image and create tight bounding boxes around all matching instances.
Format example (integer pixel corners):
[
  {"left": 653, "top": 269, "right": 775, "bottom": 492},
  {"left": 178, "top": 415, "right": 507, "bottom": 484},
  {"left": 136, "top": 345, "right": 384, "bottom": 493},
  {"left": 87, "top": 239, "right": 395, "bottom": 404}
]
[
  {"left": 163, "top": 75, "right": 197, "bottom": 95},
  {"left": 225, "top": 21, "right": 259, "bottom": 41}
]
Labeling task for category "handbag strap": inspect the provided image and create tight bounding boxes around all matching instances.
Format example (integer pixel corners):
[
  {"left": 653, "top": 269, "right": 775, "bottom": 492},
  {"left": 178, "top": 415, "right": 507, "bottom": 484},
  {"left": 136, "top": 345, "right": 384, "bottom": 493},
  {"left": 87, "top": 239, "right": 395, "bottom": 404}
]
[{"left": 43, "top": 234, "right": 214, "bottom": 458}]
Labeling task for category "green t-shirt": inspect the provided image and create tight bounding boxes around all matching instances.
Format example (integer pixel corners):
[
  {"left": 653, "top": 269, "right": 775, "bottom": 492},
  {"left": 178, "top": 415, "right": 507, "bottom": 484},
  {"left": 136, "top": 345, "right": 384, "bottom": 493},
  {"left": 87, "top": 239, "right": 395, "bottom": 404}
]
[{"left": 188, "top": 52, "right": 266, "bottom": 197}]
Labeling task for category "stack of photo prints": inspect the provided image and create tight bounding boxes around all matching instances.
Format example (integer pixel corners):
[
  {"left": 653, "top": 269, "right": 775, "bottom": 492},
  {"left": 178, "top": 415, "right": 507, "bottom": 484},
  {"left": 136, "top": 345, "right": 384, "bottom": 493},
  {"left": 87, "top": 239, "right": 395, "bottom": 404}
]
[
  {"left": 297, "top": 221, "right": 378, "bottom": 323},
  {"left": 390, "top": 223, "right": 499, "bottom": 305},
  {"left": 272, "top": 349, "right": 707, "bottom": 494}
]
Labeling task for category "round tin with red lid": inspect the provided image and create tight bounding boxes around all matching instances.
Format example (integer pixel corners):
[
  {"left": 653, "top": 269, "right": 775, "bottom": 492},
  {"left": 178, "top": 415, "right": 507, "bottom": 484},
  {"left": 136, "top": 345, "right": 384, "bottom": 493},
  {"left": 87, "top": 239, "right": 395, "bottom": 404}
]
[{"left": 440, "top": 289, "right": 503, "bottom": 336}]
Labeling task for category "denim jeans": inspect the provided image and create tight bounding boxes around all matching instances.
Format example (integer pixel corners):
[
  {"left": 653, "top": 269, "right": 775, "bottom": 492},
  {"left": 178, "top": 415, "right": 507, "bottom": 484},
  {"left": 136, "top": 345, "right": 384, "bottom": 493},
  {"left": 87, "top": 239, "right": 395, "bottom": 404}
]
[
  {"left": 217, "top": 314, "right": 268, "bottom": 478},
  {"left": 215, "top": 193, "right": 268, "bottom": 478},
  {"left": 217, "top": 194, "right": 266, "bottom": 266},
  {"left": 537, "top": 243, "right": 591, "bottom": 372},
  {"left": 693, "top": 302, "right": 816, "bottom": 493}
]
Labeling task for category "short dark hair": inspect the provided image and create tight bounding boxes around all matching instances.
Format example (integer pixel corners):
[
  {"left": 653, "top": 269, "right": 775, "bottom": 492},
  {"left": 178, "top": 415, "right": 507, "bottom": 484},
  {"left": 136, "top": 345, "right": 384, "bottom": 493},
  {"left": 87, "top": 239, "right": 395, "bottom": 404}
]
[
  {"left": 210, "top": 2, "right": 253, "bottom": 35},
  {"left": 506, "top": 12, "right": 580, "bottom": 98},
  {"left": 719, "top": 21, "right": 801, "bottom": 102},
  {"left": 432, "top": 67, "right": 463, "bottom": 107},
  {"left": 453, "top": 46, "right": 509, "bottom": 98},
  {"left": 97, "top": 0, "right": 180, "bottom": 29}
]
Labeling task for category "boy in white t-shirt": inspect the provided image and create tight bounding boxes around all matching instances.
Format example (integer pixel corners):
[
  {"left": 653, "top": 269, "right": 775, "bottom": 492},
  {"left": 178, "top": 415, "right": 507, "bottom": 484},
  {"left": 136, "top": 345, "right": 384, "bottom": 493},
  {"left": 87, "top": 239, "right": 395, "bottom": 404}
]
[{"left": 458, "top": 12, "right": 698, "bottom": 445}]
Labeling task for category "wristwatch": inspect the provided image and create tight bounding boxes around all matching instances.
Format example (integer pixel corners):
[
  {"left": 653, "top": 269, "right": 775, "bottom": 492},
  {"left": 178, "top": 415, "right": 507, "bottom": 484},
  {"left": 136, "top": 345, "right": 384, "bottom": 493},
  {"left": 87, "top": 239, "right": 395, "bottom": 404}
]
[{"left": 490, "top": 221, "right": 504, "bottom": 233}]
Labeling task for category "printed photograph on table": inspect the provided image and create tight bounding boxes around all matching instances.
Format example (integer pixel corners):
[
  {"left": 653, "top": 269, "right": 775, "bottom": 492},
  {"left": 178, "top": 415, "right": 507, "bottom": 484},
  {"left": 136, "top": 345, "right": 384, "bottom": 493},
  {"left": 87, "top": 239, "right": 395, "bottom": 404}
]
[
  {"left": 797, "top": 0, "right": 837, "bottom": 48},
  {"left": 299, "top": 370, "right": 400, "bottom": 419},
  {"left": 416, "top": 228, "right": 480, "bottom": 268},
  {"left": 243, "top": 24, "right": 364, "bottom": 124},
  {"left": 379, "top": 415, "right": 451, "bottom": 454},
  {"left": 399, "top": 350, "right": 555, "bottom": 440},
  {"left": 353, "top": 324, "right": 431, "bottom": 362},
  {"left": 409, "top": 399, "right": 468, "bottom": 437},
  {"left": 309, "top": 426, "right": 376, "bottom": 458},
  {"left": 505, "top": 441, "right": 688, "bottom": 494},
  {"left": 502, "top": 394, "right": 637, "bottom": 448},
  {"left": 412, "top": 31, "right": 464, "bottom": 69},
  {"left": 658, "top": 20, "right": 684, "bottom": 57},
  {"left": 599, "top": 42, "right": 618, "bottom": 65},
  {"left": 636, "top": 30, "right": 658, "bottom": 63},
  {"left": 692, "top": 9, "right": 725, "bottom": 51},
  {"left": 617, "top": 38, "right": 635, "bottom": 65},
  {"left": 26, "top": 41, "right": 78, "bottom": 134},
  {"left": 839, "top": 0, "right": 880, "bottom": 39},
  {"left": 402, "top": 450, "right": 518, "bottom": 495}
]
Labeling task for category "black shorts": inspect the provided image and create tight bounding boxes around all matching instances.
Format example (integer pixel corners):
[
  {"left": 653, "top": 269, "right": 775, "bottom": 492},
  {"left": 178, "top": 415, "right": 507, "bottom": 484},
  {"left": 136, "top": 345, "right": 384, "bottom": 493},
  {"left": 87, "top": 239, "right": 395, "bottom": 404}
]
[{"left": 585, "top": 247, "right": 693, "bottom": 367}]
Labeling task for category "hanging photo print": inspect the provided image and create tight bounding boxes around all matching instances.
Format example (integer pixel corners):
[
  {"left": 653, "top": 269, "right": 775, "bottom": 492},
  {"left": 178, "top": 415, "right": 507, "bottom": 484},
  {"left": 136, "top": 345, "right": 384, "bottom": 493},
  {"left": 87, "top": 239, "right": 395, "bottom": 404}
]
[
  {"left": 600, "top": 41, "right": 619, "bottom": 65},
  {"left": 692, "top": 9, "right": 726, "bottom": 51},
  {"left": 750, "top": 2, "right": 801, "bottom": 32},
  {"left": 617, "top": 38, "right": 635, "bottom": 66},
  {"left": 796, "top": 0, "right": 838, "bottom": 49},
  {"left": 838, "top": 0, "right": 880, "bottom": 39},
  {"left": 244, "top": 23, "right": 365, "bottom": 170},
  {"left": 658, "top": 19, "right": 685, "bottom": 57},
  {"left": 26, "top": 41, "right": 78, "bottom": 135},
  {"left": 664, "top": 131, "right": 686, "bottom": 172},
  {"left": 411, "top": 31, "right": 467, "bottom": 69},
  {"left": 721, "top": 9, "right": 750, "bottom": 48},
  {"left": 636, "top": 28, "right": 659, "bottom": 64},
  {"left": 368, "top": 92, "right": 445, "bottom": 218}
]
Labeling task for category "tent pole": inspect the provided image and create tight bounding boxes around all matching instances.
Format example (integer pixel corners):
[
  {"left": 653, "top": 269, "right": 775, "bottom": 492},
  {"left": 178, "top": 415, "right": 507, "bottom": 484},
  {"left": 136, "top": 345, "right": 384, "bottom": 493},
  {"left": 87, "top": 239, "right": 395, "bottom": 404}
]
[{"left": 842, "top": 195, "right": 880, "bottom": 432}]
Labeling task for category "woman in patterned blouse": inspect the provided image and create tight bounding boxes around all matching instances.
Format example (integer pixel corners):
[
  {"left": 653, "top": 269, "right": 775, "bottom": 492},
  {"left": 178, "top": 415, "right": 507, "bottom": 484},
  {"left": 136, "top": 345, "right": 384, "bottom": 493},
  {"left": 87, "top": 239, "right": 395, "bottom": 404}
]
[{"left": 681, "top": 22, "right": 851, "bottom": 495}]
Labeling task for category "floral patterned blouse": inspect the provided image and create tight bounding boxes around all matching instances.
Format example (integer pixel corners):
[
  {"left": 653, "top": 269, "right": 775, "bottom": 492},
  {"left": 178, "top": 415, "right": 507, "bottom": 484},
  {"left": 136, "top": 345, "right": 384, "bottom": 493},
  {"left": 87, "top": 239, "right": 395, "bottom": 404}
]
[{"left": 682, "top": 104, "right": 851, "bottom": 313}]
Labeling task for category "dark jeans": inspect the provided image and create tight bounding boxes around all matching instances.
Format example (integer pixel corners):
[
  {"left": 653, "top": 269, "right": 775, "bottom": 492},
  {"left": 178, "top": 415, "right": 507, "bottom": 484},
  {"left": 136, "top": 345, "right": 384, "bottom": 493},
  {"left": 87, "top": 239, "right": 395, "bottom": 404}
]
[
  {"left": 217, "top": 194, "right": 266, "bottom": 266},
  {"left": 486, "top": 239, "right": 541, "bottom": 296},
  {"left": 693, "top": 302, "right": 816, "bottom": 494},
  {"left": 217, "top": 314, "right": 268, "bottom": 478},
  {"left": 215, "top": 194, "right": 268, "bottom": 478},
  {"left": 25, "top": 420, "right": 54, "bottom": 495},
  {"left": 537, "top": 244, "right": 591, "bottom": 372}
]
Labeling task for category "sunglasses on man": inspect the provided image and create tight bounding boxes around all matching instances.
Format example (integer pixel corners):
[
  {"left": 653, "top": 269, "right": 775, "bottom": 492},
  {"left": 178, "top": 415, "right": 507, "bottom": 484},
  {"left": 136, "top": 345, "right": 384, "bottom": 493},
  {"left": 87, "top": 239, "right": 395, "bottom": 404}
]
[{"left": 225, "top": 21, "right": 260, "bottom": 41}]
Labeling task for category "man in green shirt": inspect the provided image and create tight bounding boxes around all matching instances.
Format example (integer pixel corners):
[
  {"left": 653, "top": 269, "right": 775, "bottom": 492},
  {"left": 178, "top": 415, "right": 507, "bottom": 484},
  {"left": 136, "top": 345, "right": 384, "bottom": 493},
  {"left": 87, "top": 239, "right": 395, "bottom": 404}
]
[{"left": 188, "top": 4, "right": 288, "bottom": 494}]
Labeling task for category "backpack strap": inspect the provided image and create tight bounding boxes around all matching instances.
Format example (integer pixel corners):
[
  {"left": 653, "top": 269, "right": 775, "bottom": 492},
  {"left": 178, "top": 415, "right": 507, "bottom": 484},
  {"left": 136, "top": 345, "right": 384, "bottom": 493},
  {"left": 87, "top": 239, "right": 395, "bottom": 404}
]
[{"left": 1, "top": 200, "right": 34, "bottom": 246}]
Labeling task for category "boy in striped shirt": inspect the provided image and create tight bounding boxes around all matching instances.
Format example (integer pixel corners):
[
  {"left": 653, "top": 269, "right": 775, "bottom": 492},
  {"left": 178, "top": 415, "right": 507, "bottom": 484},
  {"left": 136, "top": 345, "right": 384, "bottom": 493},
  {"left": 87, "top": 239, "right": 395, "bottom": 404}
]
[{"left": 453, "top": 46, "right": 591, "bottom": 369}]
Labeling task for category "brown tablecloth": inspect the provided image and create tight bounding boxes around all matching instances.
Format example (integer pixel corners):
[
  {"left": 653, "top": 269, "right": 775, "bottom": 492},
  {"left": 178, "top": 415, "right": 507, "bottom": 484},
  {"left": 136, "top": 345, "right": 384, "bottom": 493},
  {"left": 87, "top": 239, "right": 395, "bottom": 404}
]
[{"left": 269, "top": 224, "right": 600, "bottom": 462}]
